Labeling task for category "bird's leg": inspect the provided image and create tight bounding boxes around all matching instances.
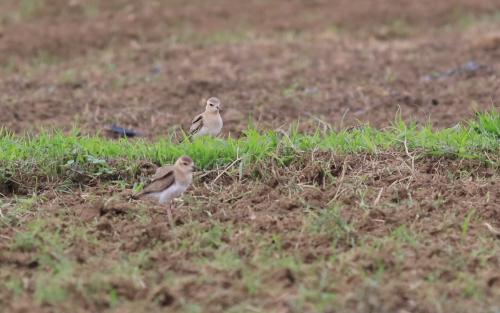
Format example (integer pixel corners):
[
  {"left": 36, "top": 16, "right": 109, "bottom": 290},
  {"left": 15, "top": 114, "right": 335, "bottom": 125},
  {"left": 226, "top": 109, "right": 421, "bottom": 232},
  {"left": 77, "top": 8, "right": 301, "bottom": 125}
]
[{"left": 166, "top": 201, "right": 175, "bottom": 228}]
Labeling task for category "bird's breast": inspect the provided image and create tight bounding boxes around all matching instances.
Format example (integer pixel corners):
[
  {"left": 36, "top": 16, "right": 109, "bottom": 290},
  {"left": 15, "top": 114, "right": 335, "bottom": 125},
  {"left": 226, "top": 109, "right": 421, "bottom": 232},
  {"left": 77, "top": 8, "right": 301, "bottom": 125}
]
[{"left": 166, "top": 183, "right": 187, "bottom": 197}]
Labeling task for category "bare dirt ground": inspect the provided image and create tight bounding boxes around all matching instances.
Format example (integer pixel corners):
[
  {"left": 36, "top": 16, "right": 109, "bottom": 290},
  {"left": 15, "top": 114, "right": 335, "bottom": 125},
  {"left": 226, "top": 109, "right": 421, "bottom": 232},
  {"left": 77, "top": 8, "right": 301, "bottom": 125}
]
[
  {"left": 1, "top": 1, "right": 500, "bottom": 312},
  {"left": 0, "top": 0, "right": 499, "bottom": 137},
  {"left": 1, "top": 153, "right": 499, "bottom": 312}
]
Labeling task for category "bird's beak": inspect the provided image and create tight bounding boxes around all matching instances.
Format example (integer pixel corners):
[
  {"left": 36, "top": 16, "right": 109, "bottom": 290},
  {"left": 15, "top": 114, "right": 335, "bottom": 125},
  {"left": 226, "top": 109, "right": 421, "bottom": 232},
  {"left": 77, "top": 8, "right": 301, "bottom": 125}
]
[{"left": 217, "top": 105, "right": 223, "bottom": 112}]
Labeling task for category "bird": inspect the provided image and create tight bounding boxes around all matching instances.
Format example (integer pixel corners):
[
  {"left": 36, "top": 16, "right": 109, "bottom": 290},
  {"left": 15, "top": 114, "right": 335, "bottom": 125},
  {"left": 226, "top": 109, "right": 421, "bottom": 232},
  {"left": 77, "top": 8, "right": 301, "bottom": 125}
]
[
  {"left": 135, "top": 156, "right": 195, "bottom": 220},
  {"left": 106, "top": 124, "right": 144, "bottom": 138},
  {"left": 189, "top": 97, "right": 223, "bottom": 138}
]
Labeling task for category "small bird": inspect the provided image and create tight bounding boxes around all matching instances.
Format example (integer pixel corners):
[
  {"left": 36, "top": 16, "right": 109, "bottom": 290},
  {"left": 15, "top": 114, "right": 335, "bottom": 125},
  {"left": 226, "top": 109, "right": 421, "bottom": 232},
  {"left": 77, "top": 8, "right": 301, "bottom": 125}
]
[
  {"left": 189, "top": 97, "right": 223, "bottom": 138},
  {"left": 135, "top": 156, "right": 195, "bottom": 219},
  {"left": 106, "top": 124, "right": 144, "bottom": 138}
]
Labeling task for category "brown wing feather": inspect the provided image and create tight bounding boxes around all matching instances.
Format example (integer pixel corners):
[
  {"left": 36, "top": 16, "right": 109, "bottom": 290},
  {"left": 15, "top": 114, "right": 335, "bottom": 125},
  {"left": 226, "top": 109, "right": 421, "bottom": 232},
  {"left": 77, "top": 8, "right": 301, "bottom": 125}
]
[
  {"left": 189, "top": 113, "right": 204, "bottom": 135},
  {"left": 137, "top": 166, "right": 175, "bottom": 196},
  {"left": 151, "top": 165, "right": 174, "bottom": 181}
]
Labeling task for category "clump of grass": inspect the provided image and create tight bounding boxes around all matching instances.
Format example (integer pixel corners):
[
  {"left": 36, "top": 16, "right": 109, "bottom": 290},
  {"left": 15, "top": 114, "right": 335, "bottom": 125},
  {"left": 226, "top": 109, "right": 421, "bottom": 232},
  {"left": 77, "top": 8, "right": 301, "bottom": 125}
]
[
  {"left": 292, "top": 286, "right": 336, "bottom": 313},
  {"left": 470, "top": 110, "right": 500, "bottom": 138},
  {"left": 307, "top": 205, "right": 354, "bottom": 245},
  {"left": 171, "top": 27, "right": 252, "bottom": 46},
  {"left": 19, "top": 0, "right": 43, "bottom": 20},
  {"left": 242, "top": 268, "right": 262, "bottom": 295},
  {"left": 10, "top": 218, "right": 46, "bottom": 251},
  {"left": 34, "top": 258, "right": 74, "bottom": 305},
  {"left": 461, "top": 209, "right": 476, "bottom": 238},
  {"left": 380, "top": 18, "right": 412, "bottom": 38},
  {"left": 391, "top": 225, "right": 418, "bottom": 246},
  {"left": 5, "top": 278, "right": 24, "bottom": 297},
  {"left": 0, "top": 193, "right": 39, "bottom": 227}
]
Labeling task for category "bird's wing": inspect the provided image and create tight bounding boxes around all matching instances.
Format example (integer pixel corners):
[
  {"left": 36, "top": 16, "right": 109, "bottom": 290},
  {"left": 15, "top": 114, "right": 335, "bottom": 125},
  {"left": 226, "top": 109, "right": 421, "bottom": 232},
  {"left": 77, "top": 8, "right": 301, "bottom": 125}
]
[
  {"left": 189, "top": 113, "right": 204, "bottom": 135},
  {"left": 138, "top": 166, "right": 175, "bottom": 195},
  {"left": 151, "top": 165, "right": 174, "bottom": 181}
]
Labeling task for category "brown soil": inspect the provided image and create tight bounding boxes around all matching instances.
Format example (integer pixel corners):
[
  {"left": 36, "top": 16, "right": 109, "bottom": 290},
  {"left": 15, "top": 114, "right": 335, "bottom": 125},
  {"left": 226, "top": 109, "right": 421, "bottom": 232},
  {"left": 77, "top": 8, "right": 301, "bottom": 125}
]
[
  {"left": 0, "top": 0, "right": 499, "bottom": 137},
  {"left": 1, "top": 153, "right": 499, "bottom": 312},
  {"left": 1, "top": 1, "right": 500, "bottom": 312}
]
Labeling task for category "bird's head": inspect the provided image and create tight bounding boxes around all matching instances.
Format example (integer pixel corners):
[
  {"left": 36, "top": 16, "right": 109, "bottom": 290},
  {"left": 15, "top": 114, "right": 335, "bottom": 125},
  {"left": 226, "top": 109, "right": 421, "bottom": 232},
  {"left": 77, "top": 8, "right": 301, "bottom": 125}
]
[
  {"left": 176, "top": 155, "right": 195, "bottom": 173},
  {"left": 205, "top": 97, "right": 221, "bottom": 113}
]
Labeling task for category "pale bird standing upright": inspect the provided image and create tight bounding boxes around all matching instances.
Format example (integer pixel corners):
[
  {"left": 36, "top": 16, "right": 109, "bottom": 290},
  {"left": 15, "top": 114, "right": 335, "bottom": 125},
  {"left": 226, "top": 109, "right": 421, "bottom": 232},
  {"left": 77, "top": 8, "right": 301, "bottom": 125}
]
[
  {"left": 189, "top": 97, "right": 223, "bottom": 138},
  {"left": 136, "top": 156, "right": 195, "bottom": 219}
]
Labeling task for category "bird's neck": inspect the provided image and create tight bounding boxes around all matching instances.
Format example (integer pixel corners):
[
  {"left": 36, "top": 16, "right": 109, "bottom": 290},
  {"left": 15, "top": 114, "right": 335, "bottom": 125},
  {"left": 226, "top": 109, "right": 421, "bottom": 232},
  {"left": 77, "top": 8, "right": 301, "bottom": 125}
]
[{"left": 174, "top": 168, "right": 192, "bottom": 185}]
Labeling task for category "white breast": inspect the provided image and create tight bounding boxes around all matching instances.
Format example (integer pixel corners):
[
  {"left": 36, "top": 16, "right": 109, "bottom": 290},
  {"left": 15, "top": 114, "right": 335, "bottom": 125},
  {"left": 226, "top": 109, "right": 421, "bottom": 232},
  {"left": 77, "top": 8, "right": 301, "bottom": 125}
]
[
  {"left": 195, "top": 126, "right": 211, "bottom": 137},
  {"left": 212, "top": 115, "right": 223, "bottom": 135},
  {"left": 158, "top": 182, "right": 188, "bottom": 204},
  {"left": 203, "top": 114, "right": 223, "bottom": 136}
]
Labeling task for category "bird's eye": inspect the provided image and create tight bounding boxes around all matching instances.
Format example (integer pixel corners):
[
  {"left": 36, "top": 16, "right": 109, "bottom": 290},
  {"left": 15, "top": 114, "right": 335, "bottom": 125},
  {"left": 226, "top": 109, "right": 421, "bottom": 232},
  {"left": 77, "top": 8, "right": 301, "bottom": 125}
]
[{"left": 209, "top": 103, "right": 214, "bottom": 106}]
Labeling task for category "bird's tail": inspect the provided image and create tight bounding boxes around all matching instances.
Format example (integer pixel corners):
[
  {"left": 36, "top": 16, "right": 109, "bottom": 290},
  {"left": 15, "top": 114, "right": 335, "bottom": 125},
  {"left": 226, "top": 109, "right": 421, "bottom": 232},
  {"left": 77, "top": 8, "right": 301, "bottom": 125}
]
[
  {"left": 169, "top": 128, "right": 192, "bottom": 144},
  {"left": 130, "top": 190, "right": 146, "bottom": 200}
]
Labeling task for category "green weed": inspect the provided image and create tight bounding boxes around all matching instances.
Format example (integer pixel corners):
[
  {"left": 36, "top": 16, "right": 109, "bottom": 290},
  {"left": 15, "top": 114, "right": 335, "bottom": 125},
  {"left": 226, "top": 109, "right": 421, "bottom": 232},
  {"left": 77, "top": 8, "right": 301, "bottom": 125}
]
[
  {"left": 470, "top": 110, "right": 500, "bottom": 138},
  {"left": 293, "top": 286, "right": 337, "bottom": 313},
  {"left": 171, "top": 27, "right": 251, "bottom": 46},
  {"left": 34, "top": 258, "right": 74, "bottom": 304},
  {"left": 457, "top": 273, "right": 484, "bottom": 299},
  {"left": 182, "top": 303, "right": 204, "bottom": 313},
  {"left": 391, "top": 225, "right": 418, "bottom": 246},
  {"left": 11, "top": 218, "right": 46, "bottom": 251},
  {"left": 307, "top": 204, "right": 354, "bottom": 245},
  {"left": 0, "top": 193, "right": 39, "bottom": 227},
  {"left": 242, "top": 268, "right": 262, "bottom": 295},
  {"left": 19, "top": 0, "right": 43, "bottom": 20},
  {"left": 461, "top": 209, "right": 476, "bottom": 238},
  {"left": 210, "top": 249, "right": 242, "bottom": 271},
  {"left": 383, "top": 19, "right": 412, "bottom": 37},
  {"left": 5, "top": 278, "right": 24, "bottom": 297}
]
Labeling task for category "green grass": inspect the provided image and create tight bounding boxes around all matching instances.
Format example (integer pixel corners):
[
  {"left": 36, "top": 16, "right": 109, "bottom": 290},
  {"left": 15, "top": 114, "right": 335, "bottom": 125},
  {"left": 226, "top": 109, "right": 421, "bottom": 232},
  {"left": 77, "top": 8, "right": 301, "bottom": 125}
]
[
  {"left": 380, "top": 18, "right": 413, "bottom": 38},
  {"left": 170, "top": 26, "right": 252, "bottom": 46},
  {"left": 0, "top": 111, "right": 498, "bottom": 191},
  {"left": 447, "top": 9, "right": 500, "bottom": 30},
  {"left": 461, "top": 209, "right": 476, "bottom": 238},
  {"left": 470, "top": 110, "right": 500, "bottom": 138},
  {"left": 19, "top": 0, "right": 43, "bottom": 20},
  {"left": 307, "top": 204, "right": 353, "bottom": 244}
]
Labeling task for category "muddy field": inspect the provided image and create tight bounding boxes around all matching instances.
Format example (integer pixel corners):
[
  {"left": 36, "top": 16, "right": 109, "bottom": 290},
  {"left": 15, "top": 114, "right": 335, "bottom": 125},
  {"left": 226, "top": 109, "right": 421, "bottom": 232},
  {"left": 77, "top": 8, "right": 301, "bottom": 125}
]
[
  {"left": 1, "top": 153, "right": 499, "bottom": 313},
  {"left": 0, "top": 0, "right": 499, "bottom": 136},
  {"left": 1, "top": 1, "right": 500, "bottom": 313}
]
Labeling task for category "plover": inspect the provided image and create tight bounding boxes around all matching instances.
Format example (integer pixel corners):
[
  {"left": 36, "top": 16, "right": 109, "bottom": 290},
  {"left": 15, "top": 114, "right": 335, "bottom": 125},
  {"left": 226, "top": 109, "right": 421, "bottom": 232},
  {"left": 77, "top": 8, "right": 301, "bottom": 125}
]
[
  {"left": 189, "top": 97, "right": 223, "bottom": 138},
  {"left": 136, "top": 156, "right": 194, "bottom": 219}
]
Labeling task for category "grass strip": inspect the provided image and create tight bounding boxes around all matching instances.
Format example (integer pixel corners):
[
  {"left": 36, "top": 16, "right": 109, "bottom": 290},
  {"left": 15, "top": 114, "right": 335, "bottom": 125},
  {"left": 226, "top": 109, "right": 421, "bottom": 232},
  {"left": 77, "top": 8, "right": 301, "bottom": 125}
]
[{"left": 0, "top": 111, "right": 498, "bottom": 192}]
